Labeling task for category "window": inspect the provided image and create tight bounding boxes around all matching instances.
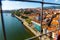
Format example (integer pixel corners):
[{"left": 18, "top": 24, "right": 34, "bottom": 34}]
[
  {"left": 1, "top": 0, "right": 60, "bottom": 40},
  {"left": 1, "top": 1, "right": 41, "bottom": 40}
]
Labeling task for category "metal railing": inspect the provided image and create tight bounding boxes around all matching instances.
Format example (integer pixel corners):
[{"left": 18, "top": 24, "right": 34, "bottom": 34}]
[
  {"left": 25, "top": 27, "right": 60, "bottom": 40},
  {"left": 0, "top": 1, "right": 7, "bottom": 40}
]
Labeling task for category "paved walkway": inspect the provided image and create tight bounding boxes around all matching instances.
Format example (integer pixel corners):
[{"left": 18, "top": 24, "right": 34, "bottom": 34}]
[{"left": 41, "top": 35, "right": 51, "bottom": 40}]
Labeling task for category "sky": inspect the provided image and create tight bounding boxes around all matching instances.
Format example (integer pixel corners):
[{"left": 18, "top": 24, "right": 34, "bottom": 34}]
[
  {"left": 1, "top": 0, "right": 60, "bottom": 10},
  {"left": 44, "top": 0, "right": 59, "bottom": 3},
  {"left": 2, "top": 1, "right": 40, "bottom": 10}
]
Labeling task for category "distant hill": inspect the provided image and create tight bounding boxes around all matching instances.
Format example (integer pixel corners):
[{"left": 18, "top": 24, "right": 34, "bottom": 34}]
[
  {"left": 2, "top": 10, "right": 16, "bottom": 13},
  {"left": 44, "top": 6, "right": 60, "bottom": 9}
]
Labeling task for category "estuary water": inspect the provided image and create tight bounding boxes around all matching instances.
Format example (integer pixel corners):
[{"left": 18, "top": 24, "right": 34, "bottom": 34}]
[{"left": 0, "top": 13, "right": 33, "bottom": 40}]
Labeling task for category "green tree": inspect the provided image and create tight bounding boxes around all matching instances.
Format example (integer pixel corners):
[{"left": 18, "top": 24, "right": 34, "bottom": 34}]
[
  {"left": 24, "top": 11, "right": 31, "bottom": 14},
  {"left": 26, "top": 18, "right": 32, "bottom": 24},
  {"left": 12, "top": 10, "right": 20, "bottom": 16}
]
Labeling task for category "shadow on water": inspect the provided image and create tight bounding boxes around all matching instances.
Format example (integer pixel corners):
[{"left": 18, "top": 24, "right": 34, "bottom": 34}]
[{"left": 0, "top": 13, "right": 4, "bottom": 40}]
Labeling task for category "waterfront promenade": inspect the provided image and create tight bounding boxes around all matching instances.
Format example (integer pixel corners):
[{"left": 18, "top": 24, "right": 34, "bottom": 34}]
[
  {"left": 15, "top": 15, "right": 51, "bottom": 40},
  {"left": 15, "top": 15, "right": 41, "bottom": 39}
]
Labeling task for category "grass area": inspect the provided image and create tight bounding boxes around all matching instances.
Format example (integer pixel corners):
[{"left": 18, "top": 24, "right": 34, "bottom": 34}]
[{"left": 25, "top": 18, "right": 32, "bottom": 24}]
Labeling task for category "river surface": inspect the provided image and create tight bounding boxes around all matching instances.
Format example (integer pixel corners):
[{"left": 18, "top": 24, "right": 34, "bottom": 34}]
[{"left": 0, "top": 13, "right": 33, "bottom": 40}]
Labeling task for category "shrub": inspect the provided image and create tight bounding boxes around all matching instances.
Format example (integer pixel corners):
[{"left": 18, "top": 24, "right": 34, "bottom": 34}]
[{"left": 25, "top": 18, "right": 32, "bottom": 24}]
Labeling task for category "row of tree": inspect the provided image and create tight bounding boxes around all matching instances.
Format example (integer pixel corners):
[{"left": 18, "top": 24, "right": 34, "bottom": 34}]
[{"left": 12, "top": 10, "right": 32, "bottom": 16}]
